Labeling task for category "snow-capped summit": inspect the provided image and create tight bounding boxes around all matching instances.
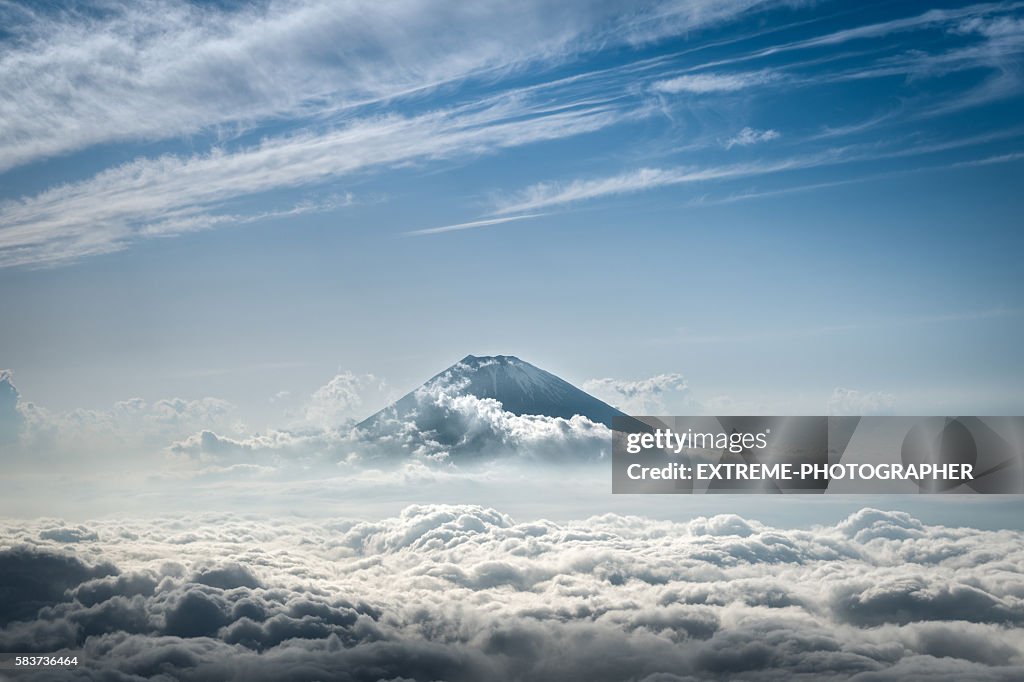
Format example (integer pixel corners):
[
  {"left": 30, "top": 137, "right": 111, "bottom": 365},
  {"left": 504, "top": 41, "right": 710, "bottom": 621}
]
[{"left": 356, "top": 355, "right": 639, "bottom": 443}]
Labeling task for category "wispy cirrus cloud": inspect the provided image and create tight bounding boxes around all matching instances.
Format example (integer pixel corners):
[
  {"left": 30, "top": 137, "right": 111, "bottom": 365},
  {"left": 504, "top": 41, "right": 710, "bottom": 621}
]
[
  {"left": 652, "top": 69, "right": 778, "bottom": 94},
  {"left": 725, "top": 127, "right": 781, "bottom": 149},
  {"left": 2, "top": 0, "right": 1022, "bottom": 266},
  {"left": 404, "top": 213, "right": 547, "bottom": 236},
  {"left": 0, "top": 96, "right": 642, "bottom": 268},
  {"left": 493, "top": 126, "right": 1024, "bottom": 215},
  {"left": 676, "top": 2, "right": 1024, "bottom": 107},
  {"left": 0, "top": 0, "right": 794, "bottom": 174},
  {"left": 492, "top": 157, "right": 831, "bottom": 214},
  {"left": 695, "top": 1, "right": 1024, "bottom": 70}
]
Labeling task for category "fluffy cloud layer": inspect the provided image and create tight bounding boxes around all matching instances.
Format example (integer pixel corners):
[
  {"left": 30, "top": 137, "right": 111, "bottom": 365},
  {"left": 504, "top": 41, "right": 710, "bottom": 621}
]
[
  {"left": 0, "top": 370, "right": 226, "bottom": 457},
  {"left": 0, "top": 506, "right": 1022, "bottom": 680},
  {"left": 353, "top": 371, "right": 611, "bottom": 463},
  {"left": 174, "top": 367, "right": 610, "bottom": 468},
  {"left": 8, "top": 394, "right": 245, "bottom": 471},
  {"left": 2, "top": 368, "right": 607, "bottom": 479}
]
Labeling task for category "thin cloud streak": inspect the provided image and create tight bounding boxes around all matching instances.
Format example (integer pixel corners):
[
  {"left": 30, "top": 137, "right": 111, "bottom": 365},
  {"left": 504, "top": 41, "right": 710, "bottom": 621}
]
[
  {"left": 492, "top": 154, "right": 845, "bottom": 214},
  {"left": 684, "top": 144, "right": 1024, "bottom": 206},
  {"left": 651, "top": 70, "right": 778, "bottom": 93},
  {"left": 405, "top": 214, "right": 546, "bottom": 236},
  {"left": 682, "top": 1, "right": 1024, "bottom": 72},
  {"left": 493, "top": 129, "right": 1024, "bottom": 214}
]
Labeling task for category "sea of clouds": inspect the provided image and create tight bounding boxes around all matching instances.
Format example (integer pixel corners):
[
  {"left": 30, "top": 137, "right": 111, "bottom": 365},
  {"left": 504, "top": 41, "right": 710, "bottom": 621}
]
[{"left": 2, "top": 505, "right": 1023, "bottom": 681}]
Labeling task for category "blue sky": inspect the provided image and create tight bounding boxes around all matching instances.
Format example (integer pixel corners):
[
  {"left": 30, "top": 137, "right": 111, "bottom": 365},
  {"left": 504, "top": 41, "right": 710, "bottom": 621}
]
[{"left": 1, "top": 0, "right": 1023, "bottom": 429}]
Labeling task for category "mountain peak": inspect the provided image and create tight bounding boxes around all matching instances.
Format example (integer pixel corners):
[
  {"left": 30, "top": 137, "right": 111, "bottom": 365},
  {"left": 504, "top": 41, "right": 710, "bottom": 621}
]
[
  {"left": 459, "top": 354, "right": 522, "bottom": 364},
  {"left": 357, "top": 354, "right": 636, "bottom": 440}
]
